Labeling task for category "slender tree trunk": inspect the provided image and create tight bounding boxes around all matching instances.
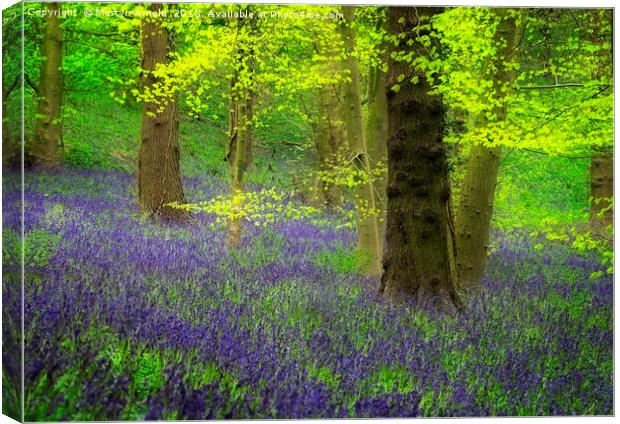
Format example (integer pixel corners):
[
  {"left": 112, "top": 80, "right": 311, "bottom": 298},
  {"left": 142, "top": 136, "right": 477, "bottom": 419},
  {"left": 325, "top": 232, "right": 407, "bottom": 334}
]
[
  {"left": 380, "top": 7, "right": 461, "bottom": 310},
  {"left": 225, "top": 14, "right": 256, "bottom": 250},
  {"left": 339, "top": 6, "right": 381, "bottom": 276},
  {"left": 590, "top": 149, "right": 613, "bottom": 226},
  {"left": 226, "top": 87, "right": 254, "bottom": 249},
  {"left": 456, "top": 9, "right": 519, "bottom": 289},
  {"left": 365, "top": 48, "right": 389, "bottom": 250},
  {"left": 312, "top": 82, "right": 345, "bottom": 208},
  {"left": 31, "top": 2, "right": 63, "bottom": 168},
  {"left": 137, "top": 3, "right": 188, "bottom": 221}
]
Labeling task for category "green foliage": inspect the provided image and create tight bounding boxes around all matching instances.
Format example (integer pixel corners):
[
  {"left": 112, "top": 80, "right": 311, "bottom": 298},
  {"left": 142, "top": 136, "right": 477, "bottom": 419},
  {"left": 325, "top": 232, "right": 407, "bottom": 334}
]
[
  {"left": 432, "top": 8, "right": 613, "bottom": 155},
  {"left": 169, "top": 187, "right": 367, "bottom": 231},
  {"left": 308, "top": 149, "right": 386, "bottom": 192},
  {"left": 491, "top": 150, "right": 613, "bottom": 275}
]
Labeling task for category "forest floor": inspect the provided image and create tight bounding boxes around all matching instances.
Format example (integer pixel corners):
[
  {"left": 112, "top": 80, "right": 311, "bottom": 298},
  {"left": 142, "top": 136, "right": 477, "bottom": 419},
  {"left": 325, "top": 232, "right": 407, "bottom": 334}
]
[{"left": 2, "top": 166, "right": 613, "bottom": 419}]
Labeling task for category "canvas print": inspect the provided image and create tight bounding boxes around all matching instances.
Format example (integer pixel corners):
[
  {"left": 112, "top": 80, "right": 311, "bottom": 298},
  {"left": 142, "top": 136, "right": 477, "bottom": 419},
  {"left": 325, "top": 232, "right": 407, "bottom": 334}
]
[{"left": 1, "top": 1, "right": 614, "bottom": 420}]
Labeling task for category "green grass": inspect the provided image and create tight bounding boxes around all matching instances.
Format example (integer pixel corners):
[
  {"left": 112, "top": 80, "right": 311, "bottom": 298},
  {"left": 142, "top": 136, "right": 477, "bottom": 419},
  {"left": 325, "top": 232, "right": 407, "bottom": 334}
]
[{"left": 312, "top": 246, "right": 370, "bottom": 274}]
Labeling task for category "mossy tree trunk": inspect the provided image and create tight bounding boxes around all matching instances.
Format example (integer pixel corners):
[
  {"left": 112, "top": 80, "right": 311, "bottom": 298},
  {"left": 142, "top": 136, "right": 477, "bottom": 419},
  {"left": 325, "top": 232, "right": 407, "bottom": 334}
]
[
  {"left": 137, "top": 3, "right": 189, "bottom": 221},
  {"left": 32, "top": 2, "right": 63, "bottom": 168},
  {"left": 339, "top": 6, "right": 381, "bottom": 276},
  {"left": 456, "top": 9, "right": 519, "bottom": 289},
  {"left": 380, "top": 6, "right": 461, "bottom": 310}
]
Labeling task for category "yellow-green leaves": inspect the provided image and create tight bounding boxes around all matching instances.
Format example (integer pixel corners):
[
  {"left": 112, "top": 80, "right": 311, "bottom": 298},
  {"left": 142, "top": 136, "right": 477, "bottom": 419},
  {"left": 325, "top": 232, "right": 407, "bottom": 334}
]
[{"left": 168, "top": 187, "right": 371, "bottom": 230}]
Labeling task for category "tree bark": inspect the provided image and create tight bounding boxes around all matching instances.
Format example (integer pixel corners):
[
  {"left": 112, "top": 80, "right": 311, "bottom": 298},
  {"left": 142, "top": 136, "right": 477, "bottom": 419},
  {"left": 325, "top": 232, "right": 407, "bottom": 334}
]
[
  {"left": 31, "top": 2, "right": 63, "bottom": 168},
  {"left": 456, "top": 9, "right": 519, "bottom": 289},
  {"left": 339, "top": 6, "right": 381, "bottom": 276},
  {"left": 137, "top": 3, "right": 188, "bottom": 221},
  {"left": 365, "top": 43, "right": 389, "bottom": 251},
  {"left": 380, "top": 7, "right": 461, "bottom": 310}
]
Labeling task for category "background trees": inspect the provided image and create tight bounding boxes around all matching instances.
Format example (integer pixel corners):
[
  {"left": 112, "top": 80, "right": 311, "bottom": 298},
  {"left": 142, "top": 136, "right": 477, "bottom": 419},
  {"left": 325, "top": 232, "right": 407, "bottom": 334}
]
[{"left": 8, "top": 2, "right": 614, "bottom": 299}]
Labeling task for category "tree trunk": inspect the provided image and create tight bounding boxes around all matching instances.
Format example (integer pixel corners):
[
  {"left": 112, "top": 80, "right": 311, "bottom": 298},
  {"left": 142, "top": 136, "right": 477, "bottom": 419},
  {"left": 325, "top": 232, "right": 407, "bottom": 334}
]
[
  {"left": 339, "top": 6, "right": 381, "bottom": 276},
  {"left": 225, "top": 14, "right": 256, "bottom": 250},
  {"left": 380, "top": 7, "right": 461, "bottom": 310},
  {"left": 455, "top": 9, "right": 519, "bottom": 289},
  {"left": 226, "top": 87, "right": 254, "bottom": 249},
  {"left": 31, "top": 2, "right": 63, "bottom": 168},
  {"left": 311, "top": 82, "right": 345, "bottom": 208},
  {"left": 590, "top": 150, "right": 613, "bottom": 226},
  {"left": 365, "top": 47, "right": 389, "bottom": 251},
  {"left": 456, "top": 143, "right": 502, "bottom": 288},
  {"left": 137, "top": 3, "right": 188, "bottom": 222}
]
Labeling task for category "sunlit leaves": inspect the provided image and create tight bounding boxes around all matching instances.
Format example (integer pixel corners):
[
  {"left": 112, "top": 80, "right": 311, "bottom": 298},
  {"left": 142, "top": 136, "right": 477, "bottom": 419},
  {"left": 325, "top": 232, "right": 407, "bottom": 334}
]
[{"left": 168, "top": 186, "right": 375, "bottom": 230}]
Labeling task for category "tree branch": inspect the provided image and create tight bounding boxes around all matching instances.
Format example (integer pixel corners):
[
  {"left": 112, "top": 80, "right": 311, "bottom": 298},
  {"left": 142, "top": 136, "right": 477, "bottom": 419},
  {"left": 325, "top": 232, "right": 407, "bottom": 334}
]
[
  {"left": 522, "top": 148, "right": 595, "bottom": 159},
  {"left": 517, "top": 83, "right": 611, "bottom": 90}
]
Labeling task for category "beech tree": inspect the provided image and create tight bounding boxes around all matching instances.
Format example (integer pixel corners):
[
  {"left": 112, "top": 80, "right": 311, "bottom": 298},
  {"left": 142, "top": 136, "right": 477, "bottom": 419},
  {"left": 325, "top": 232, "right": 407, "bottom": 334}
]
[
  {"left": 379, "top": 7, "right": 461, "bottom": 309},
  {"left": 31, "top": 2, "right": 63, "bottom": 168},
  {"left": 455, "top": 9, "right": 520, "bottom": 289},
  {"left": 137, "top": 3, "right": 188, "bottom": 221},
  {"left": 226, "top": 11, "right": 257, "bottom": 249}
]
